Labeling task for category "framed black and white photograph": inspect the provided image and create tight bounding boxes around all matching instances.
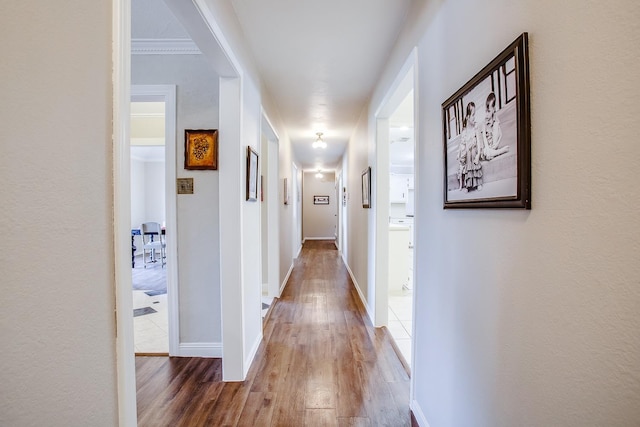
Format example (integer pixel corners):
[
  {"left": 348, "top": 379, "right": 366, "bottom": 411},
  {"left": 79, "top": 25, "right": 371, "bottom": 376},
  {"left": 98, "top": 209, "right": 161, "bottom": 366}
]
[
  {"left": 246, "top": 146, "right": 259, "bottom": 201},
  {"left": 442, "top": 33, "right": 531, "bottom": 209},
  {"left": 313, "top": 195, "right": 329, "bottom": 205},
  {"left": 361, "top": 166, "right": 371, "bottom": 208}
]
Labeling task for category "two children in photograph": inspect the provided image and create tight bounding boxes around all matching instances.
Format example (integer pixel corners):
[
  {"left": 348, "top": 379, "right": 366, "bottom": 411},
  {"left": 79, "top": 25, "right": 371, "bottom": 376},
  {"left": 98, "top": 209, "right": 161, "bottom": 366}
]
[{"left": 456, "top": 92, "right": 510, "bottom": 192}]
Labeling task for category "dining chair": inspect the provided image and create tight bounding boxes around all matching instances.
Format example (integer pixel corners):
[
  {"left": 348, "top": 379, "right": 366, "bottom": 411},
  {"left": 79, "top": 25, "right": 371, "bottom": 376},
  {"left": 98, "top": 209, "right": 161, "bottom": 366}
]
[{"left": 141, "top": 222, "right": 166, "bottom": 268}]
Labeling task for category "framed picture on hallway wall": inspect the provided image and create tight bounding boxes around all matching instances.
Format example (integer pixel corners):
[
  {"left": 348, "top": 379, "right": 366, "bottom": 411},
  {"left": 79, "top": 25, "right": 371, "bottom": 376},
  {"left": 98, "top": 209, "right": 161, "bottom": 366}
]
[
  {"left": 361, "top": 166, "right": 371, "bottom": 208},
  {"left": 283, "top": 178, "right": 289, "bottom": 205},
  {"left": 184, "top": 129, "right": 218, "bottom": 170},
  {"left": 442, "top": 33, "right": 531, "bottom": 209},
  {"left": 246, "top": 146, "right": 259, "bottom": 201}
]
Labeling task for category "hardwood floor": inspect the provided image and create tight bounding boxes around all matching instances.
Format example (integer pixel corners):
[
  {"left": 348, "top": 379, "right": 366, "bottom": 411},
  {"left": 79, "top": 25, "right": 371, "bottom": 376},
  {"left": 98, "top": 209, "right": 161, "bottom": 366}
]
[{"left": 136, "top": 240, "right": 413, "bottom": 426}]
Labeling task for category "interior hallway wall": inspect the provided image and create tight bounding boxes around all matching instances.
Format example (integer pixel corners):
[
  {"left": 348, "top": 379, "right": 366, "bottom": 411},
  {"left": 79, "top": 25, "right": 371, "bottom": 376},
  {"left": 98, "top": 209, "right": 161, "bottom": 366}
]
[
  {"left": 365, "top": 0, "right": 640, "bottom": 425},
  {"left": 343, "top": 109, "right": 372, "bottom": 305},
  {"left": 132, "top": 53, "right": 222, "bottom": 345},
  {"left": 302, "top": 172, "right": 337, "bottom": 240},
  {"left": 0, "top": 2, "right": 118, "bottom": 425}
]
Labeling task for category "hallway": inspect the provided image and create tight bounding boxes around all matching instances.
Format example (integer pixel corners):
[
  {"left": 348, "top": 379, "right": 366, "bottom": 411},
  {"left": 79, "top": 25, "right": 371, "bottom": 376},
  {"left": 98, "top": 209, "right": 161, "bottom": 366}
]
[{"left": 136, "top": 240, "right": 412, "bottom": 426}]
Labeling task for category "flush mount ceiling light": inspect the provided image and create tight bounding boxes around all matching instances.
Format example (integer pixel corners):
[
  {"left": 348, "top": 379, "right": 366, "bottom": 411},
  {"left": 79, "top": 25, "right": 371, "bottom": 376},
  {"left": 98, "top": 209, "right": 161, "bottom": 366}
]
[
  {"left": 312, "top": 132, "right": 327, "bottom": 149},
  {"left": 315, "top": 169, "right": 323, "bottom": 179}
]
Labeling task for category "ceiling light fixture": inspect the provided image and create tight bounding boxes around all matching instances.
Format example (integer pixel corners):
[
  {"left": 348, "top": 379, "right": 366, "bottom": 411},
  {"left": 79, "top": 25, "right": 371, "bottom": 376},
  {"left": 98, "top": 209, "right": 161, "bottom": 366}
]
[
  {"left": 315, "top": 169, "right": 323, "bottom": 179},
  {"left": 312, "top": 132, "right": 327, "bottom": 149}
]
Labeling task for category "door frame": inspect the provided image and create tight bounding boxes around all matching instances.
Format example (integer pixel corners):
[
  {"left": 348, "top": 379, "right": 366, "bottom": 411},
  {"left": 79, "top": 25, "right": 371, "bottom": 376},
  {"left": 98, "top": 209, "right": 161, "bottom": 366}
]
[
  {"left": 373, "top": 50, "right": 418, "bottom": 328},
  {"left": 131, "top": 85, "right": 179, "bottom": 355},
  {"left": 261, "top": 110, "right": 281, "bottom": 298}
]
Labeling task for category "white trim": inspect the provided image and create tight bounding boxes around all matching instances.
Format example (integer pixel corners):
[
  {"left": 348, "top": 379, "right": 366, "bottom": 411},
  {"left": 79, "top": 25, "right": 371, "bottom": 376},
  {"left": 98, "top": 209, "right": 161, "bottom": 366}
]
[
  {"left": 343, "top": 254, "right": 374, "bottom": 325},
  {"left": 304, "top": 236, "right": 336, "bottom": 241},
  {"left": 410, "top": 399, "right": 430, "bottom": 427},
  {"left": 131, "top": 84, "right": 179, "bottom": 356},
  {"left": 192, "top": 0, "right": 242, "bottom": 76},
  {"left": 295, "top": 242, "right": 303, "bottom": 258},
  {"left": 176, "top": 342, "right": 222, "bottom": 358},
  {"left": 280, "top": 262, "right": 294, "bottom": 294},
  {"left": 131, "top": 38, "right": 201, "bottom": 55},
  {"left": 373, "top": 49, "right": 418, "bottom": 329},
  {"left": 113, "top": 0, "right": 137, "bottom": 425},
  {"left": 244, "top": 332, "right": 263, "bottom": 378},
  {"left": 219, "top": 76, "right": 245, "bottom": 381},
  {"left": 261, "top": 109, "right": 281, "bottom": 300}
]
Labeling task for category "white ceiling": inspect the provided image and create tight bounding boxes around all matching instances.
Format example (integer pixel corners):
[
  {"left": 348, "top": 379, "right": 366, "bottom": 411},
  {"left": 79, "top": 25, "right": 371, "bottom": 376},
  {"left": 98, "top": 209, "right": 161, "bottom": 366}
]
[{"left": 132, "top": 0, "right": 413, "bottom": 171}]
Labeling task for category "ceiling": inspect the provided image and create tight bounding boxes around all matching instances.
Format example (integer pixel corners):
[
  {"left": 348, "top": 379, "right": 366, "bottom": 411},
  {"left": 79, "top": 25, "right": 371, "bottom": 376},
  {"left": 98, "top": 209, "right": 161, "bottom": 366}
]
[{"left": 132, "top": 0, "right": 414, "bottom": 171}]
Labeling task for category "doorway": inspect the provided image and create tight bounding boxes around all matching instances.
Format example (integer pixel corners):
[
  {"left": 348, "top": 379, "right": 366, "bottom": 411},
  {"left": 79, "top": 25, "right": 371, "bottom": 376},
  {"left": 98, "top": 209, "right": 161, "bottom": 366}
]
[
  {"left": 130, "top": 85, "right": 178, "bottom": 355},
  {"left": 260, "top": 112, "right": 280, "bottom": 321},
  {"left": 387, "top": 90, "right": 415, "bottom": 367},
  {"left": 374, "top": 51, "right": 417, "bottom": 372}
]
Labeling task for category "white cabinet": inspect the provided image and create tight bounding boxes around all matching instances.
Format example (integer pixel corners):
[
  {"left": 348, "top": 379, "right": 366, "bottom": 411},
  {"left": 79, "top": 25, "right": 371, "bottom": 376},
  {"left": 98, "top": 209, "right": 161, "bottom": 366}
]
[
  {"left": 390, "top": 217, "right": 414, "bottom": 247},
  {"left": 388, "top": 224, "right": 410, "bottom": 293},
  {"left": 389, "top": 174, "right": 407, "bottom": 203},
  {"left": 390, "top": 174, "right": 414, "bottom": 203}
]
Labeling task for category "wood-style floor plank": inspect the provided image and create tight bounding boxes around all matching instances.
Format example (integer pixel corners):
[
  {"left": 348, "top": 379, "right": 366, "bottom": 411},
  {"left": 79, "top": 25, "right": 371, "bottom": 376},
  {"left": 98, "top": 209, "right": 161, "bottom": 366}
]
[{"left": 136, "top": 240, "right": 411, "bottom": 426}]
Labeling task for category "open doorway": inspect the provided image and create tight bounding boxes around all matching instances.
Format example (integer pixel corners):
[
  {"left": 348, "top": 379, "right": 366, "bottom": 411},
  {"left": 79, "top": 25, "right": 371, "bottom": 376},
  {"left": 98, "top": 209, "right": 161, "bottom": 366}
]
[
  {"left": 374, "top": 51, "right": 417, "bottom": 373},
  {"left": 260, "top": 113, "right": 280, "bottom": 322},
  {"left": 130, "top": 100, "right": 168, "bottom": 353},
  {"left": 130, "top": 85, "right": 178, "bottom": 356},
  {"left": 387, "top": 90, "right": 415, "bottom": 367}
]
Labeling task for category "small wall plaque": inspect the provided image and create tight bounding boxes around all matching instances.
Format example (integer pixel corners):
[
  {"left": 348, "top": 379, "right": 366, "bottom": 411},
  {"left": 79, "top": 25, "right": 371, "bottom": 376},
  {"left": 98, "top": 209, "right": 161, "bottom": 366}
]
[{"left": 177, "top": 178, "right": 194, "bottom": 194}]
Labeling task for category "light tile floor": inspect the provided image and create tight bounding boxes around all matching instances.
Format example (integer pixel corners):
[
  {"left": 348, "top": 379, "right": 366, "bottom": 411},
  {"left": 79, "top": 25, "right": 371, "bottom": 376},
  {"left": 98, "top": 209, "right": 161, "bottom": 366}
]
[
  {"left": 388, "top": 290, "right": 413, "bottom": 365},
  {"left": 262, "top": 295, "right": 274, "bottom": 319},
  {"left": 133, "top": 290, "right": 168, "bottom": 353}
]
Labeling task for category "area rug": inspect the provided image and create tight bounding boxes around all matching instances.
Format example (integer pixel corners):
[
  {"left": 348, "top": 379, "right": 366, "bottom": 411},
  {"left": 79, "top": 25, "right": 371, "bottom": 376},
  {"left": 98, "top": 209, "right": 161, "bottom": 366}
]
[
  {"left": 133, "top": 306, "right": 157, "bottom": 317},
  {"left": 132, "top": 259, "right": 167, "bottom": 295}
]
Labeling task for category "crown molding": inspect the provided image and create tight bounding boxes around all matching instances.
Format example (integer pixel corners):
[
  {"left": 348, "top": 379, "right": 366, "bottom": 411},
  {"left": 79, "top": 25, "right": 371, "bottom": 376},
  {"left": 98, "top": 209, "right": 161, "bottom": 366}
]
[{"left": 131, "top": 38, "right": 201, "bottom": 55}]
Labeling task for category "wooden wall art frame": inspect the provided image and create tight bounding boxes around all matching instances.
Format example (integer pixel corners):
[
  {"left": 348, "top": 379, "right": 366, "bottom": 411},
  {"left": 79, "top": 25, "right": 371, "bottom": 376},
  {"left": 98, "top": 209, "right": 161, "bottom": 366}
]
[
  {"left": 184, "top": 129, "right": 218, "bottom": 170},
  {"left": 442, "top": 33, "right": 530, "bottom": 209}
]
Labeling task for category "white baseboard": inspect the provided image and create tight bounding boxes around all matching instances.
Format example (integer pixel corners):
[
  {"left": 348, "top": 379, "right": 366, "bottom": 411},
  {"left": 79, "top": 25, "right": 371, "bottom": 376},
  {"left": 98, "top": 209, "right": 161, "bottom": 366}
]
[
  {"left": 304, "top": 236, "right": 335, "bottom": 240},
  {"left": 175, "top": 342, "right": 222, "bottom": 358},
  {"left": 342, "top": 253, "right": 374, "bottom": 325},
  {"left": 281, "top": 262, "right": 294, "bottom": 294},
  {"left": 411, "top": 399, "right": 430, "bottom": 427},
  {"left": 244, "top": 331, "right": 262, "bottom": 378}
]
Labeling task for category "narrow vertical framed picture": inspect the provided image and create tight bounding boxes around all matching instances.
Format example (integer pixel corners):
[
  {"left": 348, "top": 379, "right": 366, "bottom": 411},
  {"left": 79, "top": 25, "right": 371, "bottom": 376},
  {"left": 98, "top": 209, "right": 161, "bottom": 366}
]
[
  {"left": 184, "top": 129, "right": 218, "bottom": 170},
  {"left": 283, "top": 178, "right": 289, "bottom": 205},
  {"left": 361, "top": 166, "right": 371, "bottom": 208},
  {"left": 246, "top": 146, "right": 259, "bottom": 201},
  {"left": 442, "top": 33, "right": 530, "bottom": 209}
]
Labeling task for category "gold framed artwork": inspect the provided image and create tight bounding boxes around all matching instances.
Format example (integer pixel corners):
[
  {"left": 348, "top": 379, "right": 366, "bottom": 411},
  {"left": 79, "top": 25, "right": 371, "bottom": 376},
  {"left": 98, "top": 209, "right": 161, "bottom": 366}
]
[{"left": 184, "top": 129, "right": 218, "bottom": 170}]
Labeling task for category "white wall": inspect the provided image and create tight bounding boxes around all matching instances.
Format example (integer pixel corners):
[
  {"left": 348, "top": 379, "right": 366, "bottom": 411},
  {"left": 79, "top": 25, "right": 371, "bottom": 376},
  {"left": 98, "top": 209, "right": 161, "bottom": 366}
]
[
  {"left": 303, "top": 172, "right": 337, "bottom": 239},
  {"left": 130, "top": 158, "right": 166, "bottom": 248},
  {"left": 241, "top": 77, "right": 264, "bottom": 365},
  {"left": 343, "top": 111, "right": 373, "bottom": 304},
  {"left": 0, "top": 1, "right": 118, "bottom": 425},
  {"left": 131, "top": 157, "right": 146, "bottom": 231},
  {"left": 132, "top": 53, "right": 222, "bottom": 345},
  {"left": 362, "top": 0, "right": 640, "bottom": 425},
  {"left": 144, "top": 161, "right": 166, "bottom": 224}
]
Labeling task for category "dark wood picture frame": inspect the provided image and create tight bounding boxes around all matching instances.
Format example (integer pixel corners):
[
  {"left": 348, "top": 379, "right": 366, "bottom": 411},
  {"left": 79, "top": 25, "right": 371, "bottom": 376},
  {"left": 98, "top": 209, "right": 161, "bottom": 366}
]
[
  {"left": 246, "top": 146, "right": 259, "bottom": 201},
  {"left": 184, "top": 129, "right": 218, "bottom": 170},
  {"left": 283, "top": 178, "right": 289, "bottom": 205},
  {"left": 442, "top": 33, "right": 530, "bottom": 209},
  {"left": 361, "top": 166, "right": 371, "bottom": 209}
]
